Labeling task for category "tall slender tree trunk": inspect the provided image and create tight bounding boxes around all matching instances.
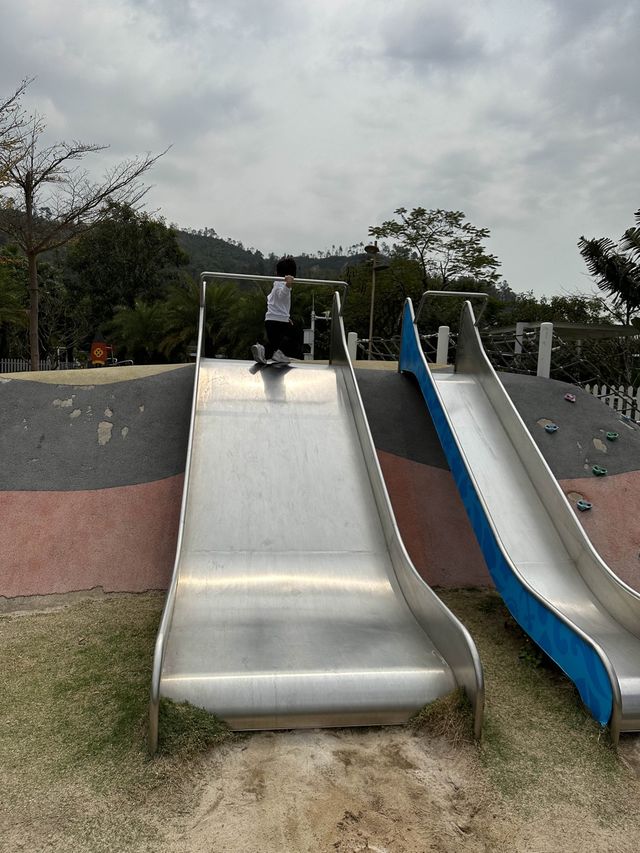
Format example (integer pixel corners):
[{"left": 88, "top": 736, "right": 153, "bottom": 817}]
[
  {"left": 24, "top": 171, "right": 40, "bottom": 370},
  {"left": 28, "top": 252, "right": 39, "bottom": 370}
]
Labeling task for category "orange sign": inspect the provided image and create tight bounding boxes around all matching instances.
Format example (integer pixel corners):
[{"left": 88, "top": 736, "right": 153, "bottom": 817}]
[{"left": 90, "top": 342, "right": 111, "bottom": 366}]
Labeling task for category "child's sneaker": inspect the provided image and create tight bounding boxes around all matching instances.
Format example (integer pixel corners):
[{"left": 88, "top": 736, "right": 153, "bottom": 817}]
[
  {"left": 272, "top": 349, "right": 292, "bottom": 364},
  {"left": 250, "top": 343, "right": 267, "bottom": 364}
]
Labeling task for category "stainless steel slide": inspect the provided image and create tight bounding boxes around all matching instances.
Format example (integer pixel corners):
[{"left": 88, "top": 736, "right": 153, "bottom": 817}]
[
  {"left": 400, "top": 293, "right": 640, "bottom": 743},
  {"left": 148, "top": 274, "right": 483, "bottom": 752}
]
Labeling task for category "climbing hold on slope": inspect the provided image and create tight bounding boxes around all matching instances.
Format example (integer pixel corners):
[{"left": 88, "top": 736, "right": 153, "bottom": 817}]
[
  {"left": 606, "top": 432, "right": 619, "bottom": 441},
  {"left": 576, "top": 499, "right": 592, "bottom": 512},
  {"left": 544, "top": 423, "right": 559, "bottom": 433},
  {"left": 592, "top": 465, "right": 607, "bottom": 476},
  {"left": 564, "top": 393, "right": 576, "bottom": 402}
]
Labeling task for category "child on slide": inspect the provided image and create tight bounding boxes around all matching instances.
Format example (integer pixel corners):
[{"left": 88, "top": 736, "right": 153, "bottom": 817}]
[{"left": 251, "top": 256, "right": 303, "bottom": 364}]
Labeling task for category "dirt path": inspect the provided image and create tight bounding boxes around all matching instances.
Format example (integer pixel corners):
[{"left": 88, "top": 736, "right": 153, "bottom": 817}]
[{"left": 166, "top": 728, "right": 505, "bottom": 853}]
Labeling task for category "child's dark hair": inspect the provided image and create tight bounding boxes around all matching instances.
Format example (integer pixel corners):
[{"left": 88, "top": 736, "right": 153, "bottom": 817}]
[{"left": 276, "top": 255, "right": 297, "bottom": 277}]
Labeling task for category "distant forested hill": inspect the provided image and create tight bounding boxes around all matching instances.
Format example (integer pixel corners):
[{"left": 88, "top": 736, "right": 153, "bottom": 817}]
[
  {"left": 174, "top": 226, "right": 356, "bottom": 282},
  {"left": 175, "top": 227, "right": 272, "bottom": 278}
]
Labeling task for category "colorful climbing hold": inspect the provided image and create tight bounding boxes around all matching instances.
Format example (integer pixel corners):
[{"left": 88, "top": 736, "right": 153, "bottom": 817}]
[
  {"left": 606, "top": 432, "right": 619, "bottom": 441},
  {"left": 592, "top": 465, "right": 607, "bottom": 476},
  {"left": 545, "top": 423, "right": 559, "bottom": 433},
  {"left": 564, "top": 393, "right": 576, "bottom": 403},
  {"left": 576, "top": 499, "right": 592, "bottom": 511}
]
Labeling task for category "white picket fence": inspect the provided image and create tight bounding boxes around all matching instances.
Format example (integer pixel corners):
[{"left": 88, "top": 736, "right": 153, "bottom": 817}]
[{"left": 584, "top": 383, "right": 640, "bottom": 420}]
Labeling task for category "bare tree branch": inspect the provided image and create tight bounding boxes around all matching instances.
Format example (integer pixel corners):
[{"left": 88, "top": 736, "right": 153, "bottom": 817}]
[
  {"left": 0, "top": 109, "right": 168, "bottom": 368},
  {"left": 0, "top": 78, "right": 33, "bottom": 186}
]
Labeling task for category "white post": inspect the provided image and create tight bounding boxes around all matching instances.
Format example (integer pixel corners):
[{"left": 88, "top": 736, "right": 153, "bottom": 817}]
[
  {"left": 537, "top": 322, "right": 553, "bottom": 378},
  {"left": 515, "top": 322, "right": 527, "bottom": 354},
  {"left": 436, "top": 326, "right": 450, "bottom": 365},
  {"left": 347, "top": 332, "right": 358, "bottom": 363}
]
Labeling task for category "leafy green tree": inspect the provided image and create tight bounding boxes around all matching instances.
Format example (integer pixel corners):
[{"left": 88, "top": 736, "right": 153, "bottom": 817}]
[
  {"left": 485, "top": 291, "right": 608, "bottom": 329},
  {"left": 341, "top": 260, "right": 403, "bottom": 343},
  {"left": 66, "top": 201, "right": 189, "bottom": 337},
  {"left": 0, "top": 114, "right": 165, "bottom": 368},
  {"left": 37, "top": 260, "right": 92, "bottom": 365},
  {"left": 0, "top": 244, "right": 28, "bottom": 356},
  {"left": 369, "top": 207, "right": 501, "bottom": 290}
]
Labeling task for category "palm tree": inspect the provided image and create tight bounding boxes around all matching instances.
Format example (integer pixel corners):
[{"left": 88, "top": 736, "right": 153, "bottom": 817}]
[
  {"left": 107, "top": 300, "right": 168, "bottom": 364},
  {"left": 621, "top": 208, "right": 640, "bottom": 265},
  {"left": 160, "top": 279, "right": 240, "bottom": 361},
  {"left": 578, "top": 230, "right": 640, "bottom": 326},
  {"left": 578, "top": 217, "right": 640, "bottom": 385}
]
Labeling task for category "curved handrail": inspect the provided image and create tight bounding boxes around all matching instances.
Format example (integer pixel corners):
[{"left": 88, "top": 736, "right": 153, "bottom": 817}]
[{"left": 415, "top": 290, "right": 488, "bottom": 327}]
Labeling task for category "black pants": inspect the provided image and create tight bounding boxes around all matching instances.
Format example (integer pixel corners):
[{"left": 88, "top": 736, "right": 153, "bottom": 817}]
[{"left": 265, "top": 320, "right": 304, "bottom": 359}]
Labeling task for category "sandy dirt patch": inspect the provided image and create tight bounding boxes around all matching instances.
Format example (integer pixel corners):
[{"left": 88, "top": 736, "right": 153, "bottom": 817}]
[{"left": 166, "top": 728, "right": 506, "bottom": 853}]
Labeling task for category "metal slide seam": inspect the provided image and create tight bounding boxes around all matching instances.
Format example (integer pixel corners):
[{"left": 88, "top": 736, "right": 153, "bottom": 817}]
[
  {"left": 148, "top": 276, "right": 484, "bottom": 751},
  {"left": 398, "top": 297, "right": 635, "bottom": 743}
]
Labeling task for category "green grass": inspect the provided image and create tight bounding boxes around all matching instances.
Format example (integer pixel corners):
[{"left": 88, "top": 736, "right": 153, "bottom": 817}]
[
  {"left": 439, "top": 589, "right": 629, "bottom": 824},
  {"left": 158, "top": 697, "right": 233, "bottom": 756},
  {"left": 0, "top": 594, "right": 233, "bottom": 851}
]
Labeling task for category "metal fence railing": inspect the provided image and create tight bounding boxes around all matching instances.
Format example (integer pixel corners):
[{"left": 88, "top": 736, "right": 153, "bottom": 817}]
[{"left": 0, "top": 358, "right": 81, "bottom": 373}]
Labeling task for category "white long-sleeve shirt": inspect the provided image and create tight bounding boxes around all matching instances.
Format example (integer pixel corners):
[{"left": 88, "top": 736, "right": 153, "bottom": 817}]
[{"left": 265, "top": 279, "right": 291, "bottom": 322}]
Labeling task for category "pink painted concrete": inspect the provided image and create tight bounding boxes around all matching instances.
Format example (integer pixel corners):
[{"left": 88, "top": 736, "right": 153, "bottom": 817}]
[
  {"left": 0, "top": 475, "right": 183, "bottom": 598},
  {"left": 560, "top": 471, "right": 640, "bottom": 592},
  {"left": 377, "top": 450, "right": 493, "bottom": 588}
]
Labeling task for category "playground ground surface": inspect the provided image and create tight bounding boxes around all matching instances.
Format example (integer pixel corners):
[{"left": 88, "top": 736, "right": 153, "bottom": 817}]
[{"left": 2, "top": 588, "right": 640, "bottom": 853}]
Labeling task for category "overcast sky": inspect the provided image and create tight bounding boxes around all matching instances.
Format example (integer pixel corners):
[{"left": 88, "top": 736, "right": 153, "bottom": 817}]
[{"left": 2, "top": 0, "right": 639, "bottom": 297}]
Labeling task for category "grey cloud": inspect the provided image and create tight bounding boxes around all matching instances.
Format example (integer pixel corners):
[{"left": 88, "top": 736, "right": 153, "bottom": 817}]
[
  {"left": 379, "top": 3, "right": 488, "bottom": 72},
  {"left": 543, "top": 0, "right": 615, "bottom": 46},
  {"left": 0, "top": 6, "right": 262, "bottom": 153},
  {"left": 541, "top": 1, "right": 640, "bottom": 127},
  {"left": 130, "top": 0, "right": 305, "bottom": 41}
]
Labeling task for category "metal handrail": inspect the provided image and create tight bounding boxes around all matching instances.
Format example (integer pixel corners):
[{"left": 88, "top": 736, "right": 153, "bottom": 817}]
[
  {"left": 199, "top": 271, "right": 349, "bottom": 308},
  {"left": 415, "top": 290, "right": 489, "bottom": 326}
]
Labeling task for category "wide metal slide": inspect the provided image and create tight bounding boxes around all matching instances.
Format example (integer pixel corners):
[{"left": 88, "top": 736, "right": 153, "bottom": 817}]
[
  {"left": 400, "top": 292, "right": 640, "bottom": 743},
  {"left": 148, "top": 273, "right": 483, "bottom": 752}
]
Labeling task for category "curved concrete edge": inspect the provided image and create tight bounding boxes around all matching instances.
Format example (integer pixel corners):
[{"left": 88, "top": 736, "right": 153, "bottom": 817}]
[
  {"left": 377, "top": 450, "right": 492, "bottom": 588},
  {"left": 1, "top": 366, "right": 193, "bottom": 491},
  {"left": 0, "top": 364, "right": 189, "bottom": 385},
  {"left": 0, "top": 474, "right": 183, "bottom": 599}
]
